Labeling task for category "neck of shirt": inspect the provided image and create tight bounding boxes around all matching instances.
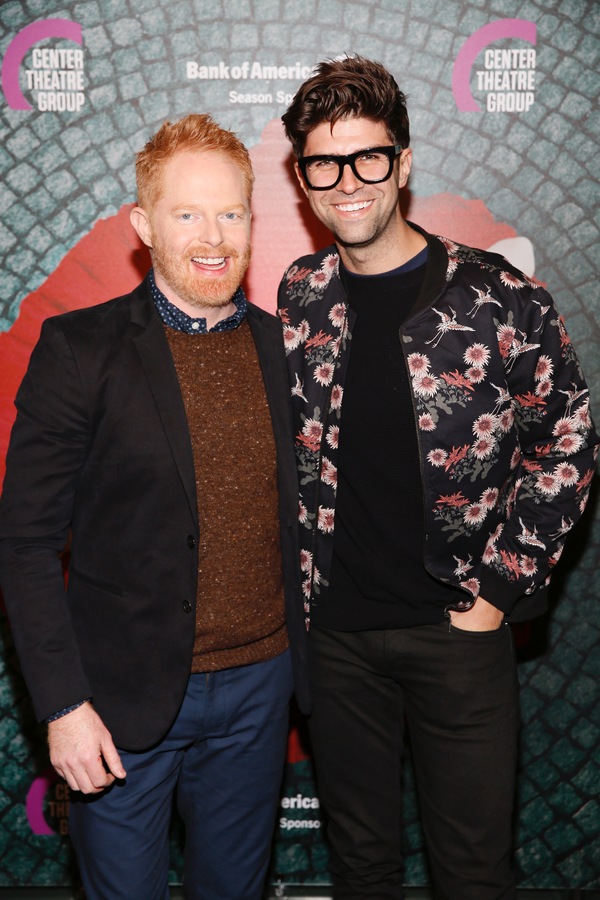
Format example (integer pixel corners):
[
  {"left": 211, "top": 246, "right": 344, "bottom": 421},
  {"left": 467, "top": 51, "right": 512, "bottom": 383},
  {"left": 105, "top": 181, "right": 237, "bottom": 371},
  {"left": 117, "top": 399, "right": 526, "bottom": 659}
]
[{"left": 149, "top": 269, "right": 247, "bottom": 334}]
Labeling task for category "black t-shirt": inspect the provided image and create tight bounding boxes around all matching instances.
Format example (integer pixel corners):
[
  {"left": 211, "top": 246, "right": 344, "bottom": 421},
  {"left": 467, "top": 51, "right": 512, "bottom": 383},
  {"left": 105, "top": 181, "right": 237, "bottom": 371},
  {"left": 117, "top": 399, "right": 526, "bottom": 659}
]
[{"left": 312, "top": 249, "right": 464, "bottom": 631}]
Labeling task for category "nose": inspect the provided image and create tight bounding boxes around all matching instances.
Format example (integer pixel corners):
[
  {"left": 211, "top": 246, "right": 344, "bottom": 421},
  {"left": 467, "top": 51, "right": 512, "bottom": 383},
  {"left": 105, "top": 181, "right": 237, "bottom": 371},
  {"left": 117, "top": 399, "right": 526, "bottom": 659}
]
[
  {"left": 195, "top": 216, "right": 224, "bottom": 247},
  {"left": 336, "top": 161, "right": 362, "bottom": 194}
]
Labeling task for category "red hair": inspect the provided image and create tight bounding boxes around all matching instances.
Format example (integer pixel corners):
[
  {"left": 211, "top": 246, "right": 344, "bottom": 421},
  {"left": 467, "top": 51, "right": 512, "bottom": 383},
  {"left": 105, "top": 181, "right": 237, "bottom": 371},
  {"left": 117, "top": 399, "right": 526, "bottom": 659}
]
[{"left": 135, "top": 113, "right": 254, "bottom": 209}]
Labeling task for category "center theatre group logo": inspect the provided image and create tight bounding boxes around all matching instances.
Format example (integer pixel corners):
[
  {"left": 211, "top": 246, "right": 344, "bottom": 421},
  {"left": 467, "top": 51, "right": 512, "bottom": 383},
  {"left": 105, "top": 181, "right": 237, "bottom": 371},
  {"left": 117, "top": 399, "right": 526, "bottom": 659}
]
[
  {"left": 453, "top": 18, "right": 537, "bottom": 113},
  {"left": 1, "top": 17, "right": 85, "bottom": 112},
  {"left": 26, "top": 769, "right": 70, "bottom": 836}
]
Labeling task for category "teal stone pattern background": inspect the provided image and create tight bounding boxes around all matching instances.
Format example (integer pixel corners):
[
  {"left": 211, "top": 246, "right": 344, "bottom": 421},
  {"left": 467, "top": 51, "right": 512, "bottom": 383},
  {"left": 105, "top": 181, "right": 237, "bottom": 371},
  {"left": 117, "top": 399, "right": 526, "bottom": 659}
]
[{"left": 0, "top": 0, "right": 598, "bottom": 890}]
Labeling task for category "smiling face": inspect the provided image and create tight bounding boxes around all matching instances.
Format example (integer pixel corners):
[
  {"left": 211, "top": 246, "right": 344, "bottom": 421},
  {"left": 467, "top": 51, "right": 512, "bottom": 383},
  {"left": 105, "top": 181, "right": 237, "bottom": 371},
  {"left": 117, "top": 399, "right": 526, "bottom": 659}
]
[
  {"left": 295, "top": 116, "right": 414, "bottom": 274},
  {"left": 131, "top": 149, "right": 251, "bottom": 324}
]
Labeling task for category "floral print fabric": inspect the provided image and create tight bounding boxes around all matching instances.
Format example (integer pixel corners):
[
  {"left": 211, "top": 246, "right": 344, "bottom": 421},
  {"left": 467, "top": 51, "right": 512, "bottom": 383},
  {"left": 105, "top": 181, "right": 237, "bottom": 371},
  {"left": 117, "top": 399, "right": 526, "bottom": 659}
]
[{"left": 278, "top": 231, "right": 598, "bottom": 626}]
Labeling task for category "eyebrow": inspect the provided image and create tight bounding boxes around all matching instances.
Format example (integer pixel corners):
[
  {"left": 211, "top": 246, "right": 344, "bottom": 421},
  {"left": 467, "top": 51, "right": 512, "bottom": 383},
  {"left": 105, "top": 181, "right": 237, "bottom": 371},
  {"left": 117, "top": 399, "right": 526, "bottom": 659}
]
[
  {"left": 171, "top": 202, "right": 249, "bottom": 213},
  {"left": 303, "top": 146, "right": 393, "bottom": 159}
]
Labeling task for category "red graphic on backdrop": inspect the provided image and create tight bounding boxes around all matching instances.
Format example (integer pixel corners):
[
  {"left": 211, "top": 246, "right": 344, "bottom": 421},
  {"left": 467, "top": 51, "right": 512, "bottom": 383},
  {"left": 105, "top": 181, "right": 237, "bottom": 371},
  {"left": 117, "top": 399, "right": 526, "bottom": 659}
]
[{"left": 0, "top": 118, "right": 517, "bottom": 485}]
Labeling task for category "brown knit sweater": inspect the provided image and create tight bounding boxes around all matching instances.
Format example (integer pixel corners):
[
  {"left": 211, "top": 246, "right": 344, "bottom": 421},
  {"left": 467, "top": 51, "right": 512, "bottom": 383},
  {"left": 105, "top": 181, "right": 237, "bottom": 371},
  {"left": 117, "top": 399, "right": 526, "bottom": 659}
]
[{"left": 166, "top": 320, "right": 288, "bottom": 672}]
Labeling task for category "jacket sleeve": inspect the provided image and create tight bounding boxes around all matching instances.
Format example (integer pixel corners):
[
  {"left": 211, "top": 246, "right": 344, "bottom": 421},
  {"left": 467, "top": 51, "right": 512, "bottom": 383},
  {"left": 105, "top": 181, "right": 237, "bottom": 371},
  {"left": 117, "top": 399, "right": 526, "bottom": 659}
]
[
  {"left": 478, "top": 283, "right": 599, "bottom": 615},
  {"left": 0, "top": 317, "right": 93, "bottom": 721}
]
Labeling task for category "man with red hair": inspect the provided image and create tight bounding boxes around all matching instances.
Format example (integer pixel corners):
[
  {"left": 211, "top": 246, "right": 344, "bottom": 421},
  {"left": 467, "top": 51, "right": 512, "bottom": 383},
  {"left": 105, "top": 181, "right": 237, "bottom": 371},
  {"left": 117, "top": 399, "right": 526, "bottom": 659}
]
[{"left": 0, "top": 113, "right": 308, "bottom": 899}]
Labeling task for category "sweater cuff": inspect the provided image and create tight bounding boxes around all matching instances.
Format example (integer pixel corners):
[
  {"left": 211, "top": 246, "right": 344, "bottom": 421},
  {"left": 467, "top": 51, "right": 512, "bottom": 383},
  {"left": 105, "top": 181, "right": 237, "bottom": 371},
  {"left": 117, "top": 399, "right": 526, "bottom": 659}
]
[{"left": 45, "top": 699, "right": 91, "bottom": 723}]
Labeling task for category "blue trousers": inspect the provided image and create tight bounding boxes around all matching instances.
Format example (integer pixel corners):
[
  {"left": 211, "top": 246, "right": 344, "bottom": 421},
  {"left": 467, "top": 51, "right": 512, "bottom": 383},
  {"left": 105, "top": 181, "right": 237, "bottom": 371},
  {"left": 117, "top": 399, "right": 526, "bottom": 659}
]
[
  {"left": 70, "top": 650, "right": 293, "bottom": 900},
  {"left": 308, "top": 622, "right": 519, "bottom": 899}
]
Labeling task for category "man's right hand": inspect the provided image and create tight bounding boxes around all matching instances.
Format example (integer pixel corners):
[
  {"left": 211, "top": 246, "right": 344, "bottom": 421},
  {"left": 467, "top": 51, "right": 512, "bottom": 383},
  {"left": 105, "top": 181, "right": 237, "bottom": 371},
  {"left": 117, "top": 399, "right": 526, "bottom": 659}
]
[{"left": 48, "top": 702, "right": 127, "bottom": 794}]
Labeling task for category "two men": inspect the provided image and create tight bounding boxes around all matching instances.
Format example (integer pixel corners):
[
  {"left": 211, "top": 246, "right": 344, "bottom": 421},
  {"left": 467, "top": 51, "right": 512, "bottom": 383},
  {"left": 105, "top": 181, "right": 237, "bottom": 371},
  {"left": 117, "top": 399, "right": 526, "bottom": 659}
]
[
  {"left": 1, "top": 58, "right": 597, "bottom": 900},
  {"left": 0, "top": 113, "right": 308, "bottom": 899},
  {"left": 279, "top": 56, "right": 598, "bottom": 898}
]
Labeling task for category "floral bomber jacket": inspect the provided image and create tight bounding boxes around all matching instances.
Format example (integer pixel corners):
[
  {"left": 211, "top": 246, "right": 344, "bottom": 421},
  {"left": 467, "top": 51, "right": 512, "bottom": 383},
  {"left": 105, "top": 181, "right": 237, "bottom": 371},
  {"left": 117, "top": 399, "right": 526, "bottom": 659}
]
[{"left": 277, "top": 226, "right": 599, "bottom": 626}]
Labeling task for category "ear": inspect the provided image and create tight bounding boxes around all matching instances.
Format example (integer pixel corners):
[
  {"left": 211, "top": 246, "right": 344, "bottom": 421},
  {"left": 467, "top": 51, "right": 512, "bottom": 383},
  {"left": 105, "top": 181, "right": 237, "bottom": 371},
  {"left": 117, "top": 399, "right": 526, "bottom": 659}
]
[
  {"left": 294, "top": 160, "right": 309, "bottom": 197},
  {"left": 130, "top": 206, "right": 153, "bottom": 248},
  {"left": 397, "top": 148, "right": 413, "bottom": 189}
]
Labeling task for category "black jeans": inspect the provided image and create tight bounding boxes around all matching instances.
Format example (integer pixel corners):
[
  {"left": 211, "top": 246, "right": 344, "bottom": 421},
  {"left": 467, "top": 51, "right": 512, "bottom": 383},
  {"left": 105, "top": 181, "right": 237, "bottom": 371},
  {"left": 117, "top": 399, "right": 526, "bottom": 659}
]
[{"left": 307, "top": 621, "right": 519, "bottom": 900}]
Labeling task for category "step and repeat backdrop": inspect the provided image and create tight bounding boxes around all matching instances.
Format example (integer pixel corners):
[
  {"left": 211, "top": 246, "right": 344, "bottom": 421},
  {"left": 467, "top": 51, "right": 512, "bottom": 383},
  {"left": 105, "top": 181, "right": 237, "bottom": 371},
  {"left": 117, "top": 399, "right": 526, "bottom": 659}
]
[{"left": 0, "top": 0, "right": 599, "bottom": 892}]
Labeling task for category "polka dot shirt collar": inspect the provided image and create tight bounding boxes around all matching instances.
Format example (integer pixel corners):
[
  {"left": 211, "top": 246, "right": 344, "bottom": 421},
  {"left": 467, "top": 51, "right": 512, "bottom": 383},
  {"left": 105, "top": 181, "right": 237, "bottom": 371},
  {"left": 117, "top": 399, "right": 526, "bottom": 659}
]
[{"left": 149, "top": 269, "right": 247, "bottom": 334}]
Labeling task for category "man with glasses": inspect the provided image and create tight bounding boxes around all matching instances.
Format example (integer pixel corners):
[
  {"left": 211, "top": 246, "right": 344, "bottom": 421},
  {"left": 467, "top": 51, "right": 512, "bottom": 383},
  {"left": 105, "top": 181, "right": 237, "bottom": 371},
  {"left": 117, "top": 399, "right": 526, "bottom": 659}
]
[{"left": 278, "top": 56, "right": 598, "bottom": 899}]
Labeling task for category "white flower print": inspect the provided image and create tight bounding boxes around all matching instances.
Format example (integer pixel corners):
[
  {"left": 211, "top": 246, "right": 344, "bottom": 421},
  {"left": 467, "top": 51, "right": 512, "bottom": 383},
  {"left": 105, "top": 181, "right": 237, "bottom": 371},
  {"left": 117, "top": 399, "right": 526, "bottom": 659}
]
[
  {"left": 480, "top": 487, "right": 499, "bottom": 508},
  {"left": 419, "top": 413, "right": 436, "bottom": 432},
  {"left": 499, "top": 271, "right": 526, "bottom": 289},
  {"left": 330, "top": 384, "right": 343, "bottom": 410},
  {"left": 472, "top": 437, "right": 495, "bottom": 460},
  {"left": 314, "top": 362, "right": 335, "bottom": 386},
  {"left": 283, "top": 325, "right": 301, "bottom": 351},
  {"left": 317, "top": 507, "right": 335, "bottom": 533},
  {"left": 473, "top": 413, "right": 497, "bottom": 439},
  {"left": 536, "top": 472, "right": 560, "bottom": 496},
  {"left": 321, "top": 456, "right": 338, "bottom": 490},
  {"left": 439, "top": 236, "right": 460, "bottom": 253},
  {"left": 297, "top": 319, "right": 310, "bottom": 341},
  {"left": 446, "top": 257, "right": 459, "bottom": 277},
  {"left": 464, "top": 343, "right": 490, "bottom": 367},
  {"left": 482, "top": 543, "right": 499, "bottom": 565},
  {"left": 302, "top": 565, "right": 320, "bottom": 598},
  {"left": 466, "top": 366, "right": 485, "bottom": 384},
  {"left": 464, "top": 503, "right": 486, "bottom": 526},
  {"left": 520, "top": 555, "right": 537, "bottom": 576},
  {"left": 328, "top": 303, "right": 346, "bottom": 328},
  {"left": 498, "top": 409, "right": 514, "bottom": 433},
  {"left": 497, "top": 324, "right": 516, "bottom": 343},
  {"left": 413, "top": 373, "right": 439, "bottom": 398},
  {"left": 309, "top": 269, "right": 330, "bottom": 290},
  {"left": 407, "top": 352, "right": 430, "bottom": 376},
  {"left": 299, "top": 418, "right": 323, "bottom": 452},
  {"left": 326, "top": 424, "right": 339, "bottom": 449},
  {"left": 461, "top": 577, "right": 480, "bottom": 598},
  {"left": 573, "top": 402, "right": 591, "bottom": 430},
  {"left": 428, "top": 448, "right": 448, "bottom": 467},
  {"left": 554, "top": 462, "right": 579, "bottom": 486},
  {"left": 299, "top": 549, "right": 313, "bottom": 572},
  {"left": 535, "top": 377, "right": 553, "bottom": 398},
  {"left": 534, "top": 355, "right": 554, "bottom": 380},
  {"left": 298, "top": 500, "right": 308, "bottom": 524},
  {"left": 552, "top": 417, "right": 576, "bottom": 437},
  {"left": 497, "top": 324, "right": 516, "bottom": 358},
  {"left": 555, "top": 433, "right": 584, "bottom": 456}
]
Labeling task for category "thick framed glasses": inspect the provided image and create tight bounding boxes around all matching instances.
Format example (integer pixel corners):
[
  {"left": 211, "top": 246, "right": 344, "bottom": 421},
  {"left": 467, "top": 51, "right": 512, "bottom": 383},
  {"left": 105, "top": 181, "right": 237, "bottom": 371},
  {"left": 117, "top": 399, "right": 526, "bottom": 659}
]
[{"left": 297, "top": 145, "right": 403, "bottom": 191}]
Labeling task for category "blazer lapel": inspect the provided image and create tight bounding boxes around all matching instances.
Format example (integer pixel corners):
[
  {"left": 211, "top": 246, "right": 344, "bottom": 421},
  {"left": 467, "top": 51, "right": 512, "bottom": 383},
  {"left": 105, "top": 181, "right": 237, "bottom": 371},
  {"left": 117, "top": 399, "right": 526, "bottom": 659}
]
[{"left": 130, "top": 284, "right": 198, "bottom": 522}]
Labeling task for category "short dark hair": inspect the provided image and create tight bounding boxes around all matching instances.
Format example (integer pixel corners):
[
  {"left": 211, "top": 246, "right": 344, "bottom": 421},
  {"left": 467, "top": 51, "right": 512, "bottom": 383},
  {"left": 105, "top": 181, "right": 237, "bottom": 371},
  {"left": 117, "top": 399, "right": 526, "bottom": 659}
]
[{"left": 282, "top": 55, "right": 410, "bottom": 157}]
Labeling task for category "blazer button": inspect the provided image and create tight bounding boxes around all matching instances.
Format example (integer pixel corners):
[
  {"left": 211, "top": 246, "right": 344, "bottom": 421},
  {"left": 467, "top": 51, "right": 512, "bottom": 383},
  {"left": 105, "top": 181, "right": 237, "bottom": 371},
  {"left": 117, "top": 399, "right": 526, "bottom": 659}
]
[
  {"left": 187, "top": 535, "right": 196, "bottom": 549},
  {"left": 182, "top": 599, "right": 192, "bottom": 614}
]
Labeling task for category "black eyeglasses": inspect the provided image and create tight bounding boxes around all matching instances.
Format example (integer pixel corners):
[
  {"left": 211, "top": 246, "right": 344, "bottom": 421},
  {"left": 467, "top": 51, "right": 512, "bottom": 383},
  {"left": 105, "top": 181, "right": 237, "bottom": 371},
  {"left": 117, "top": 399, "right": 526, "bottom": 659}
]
[{"left": 297, "top": 145, "right": 403, "bottom": 191}]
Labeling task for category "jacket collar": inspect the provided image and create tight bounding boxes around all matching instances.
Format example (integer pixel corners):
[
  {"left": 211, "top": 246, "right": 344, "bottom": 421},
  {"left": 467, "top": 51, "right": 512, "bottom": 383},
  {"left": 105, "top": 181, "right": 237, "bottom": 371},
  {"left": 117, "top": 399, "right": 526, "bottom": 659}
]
[{"left": 405, "top": 222, "right": 449, "bottom": 319}]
